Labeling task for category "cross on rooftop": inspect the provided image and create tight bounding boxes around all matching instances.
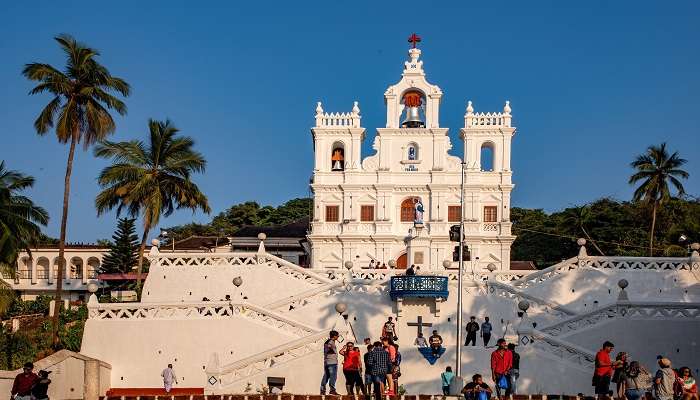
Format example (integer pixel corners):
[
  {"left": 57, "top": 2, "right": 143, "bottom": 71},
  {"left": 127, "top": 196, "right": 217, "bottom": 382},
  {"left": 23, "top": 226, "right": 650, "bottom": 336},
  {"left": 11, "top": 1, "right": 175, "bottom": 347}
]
[
  {"left": 407, "top": 315, "right": 432, "bottom": 336},
  {"left": 408, "top": 33, "right": 421, "bottom": 49}
]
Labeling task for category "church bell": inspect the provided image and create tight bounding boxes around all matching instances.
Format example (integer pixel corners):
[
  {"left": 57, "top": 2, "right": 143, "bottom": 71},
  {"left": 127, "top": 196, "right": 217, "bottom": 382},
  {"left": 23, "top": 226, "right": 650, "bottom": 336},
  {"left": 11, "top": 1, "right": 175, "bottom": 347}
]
[{"left": 401, "top": 106, "right": 424, "bottom": 128}]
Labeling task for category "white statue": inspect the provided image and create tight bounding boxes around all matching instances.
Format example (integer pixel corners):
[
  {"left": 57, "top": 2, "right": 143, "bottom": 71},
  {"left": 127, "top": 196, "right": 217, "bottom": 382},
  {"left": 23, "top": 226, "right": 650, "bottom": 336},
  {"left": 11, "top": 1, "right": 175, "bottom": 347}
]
[{"left": 414, "top": 198, "right": 424, "bottom": 224}]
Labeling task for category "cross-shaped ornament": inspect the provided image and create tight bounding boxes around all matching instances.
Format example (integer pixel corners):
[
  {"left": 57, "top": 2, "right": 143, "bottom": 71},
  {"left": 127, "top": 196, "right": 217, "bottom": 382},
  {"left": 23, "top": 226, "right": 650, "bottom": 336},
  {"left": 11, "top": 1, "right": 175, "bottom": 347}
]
[
  {"left": 407, "top": 315, "right": 432, "bottom": 336},
  {"left": 408, "top": 33, "right": 422, "bottom": 49}
]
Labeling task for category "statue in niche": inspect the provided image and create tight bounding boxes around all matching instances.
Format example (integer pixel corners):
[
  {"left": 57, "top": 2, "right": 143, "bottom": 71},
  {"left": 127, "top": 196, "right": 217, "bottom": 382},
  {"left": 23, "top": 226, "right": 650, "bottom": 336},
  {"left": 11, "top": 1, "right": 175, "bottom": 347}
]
[
  {"left": 408, "top": 146, "right": 417, "bottom": 161},
  {"left": 331, "top": 148, "right": 344, "bottom": 171},
  {"left": 414, "top": 198, "right": 424, "bottom": 224}
]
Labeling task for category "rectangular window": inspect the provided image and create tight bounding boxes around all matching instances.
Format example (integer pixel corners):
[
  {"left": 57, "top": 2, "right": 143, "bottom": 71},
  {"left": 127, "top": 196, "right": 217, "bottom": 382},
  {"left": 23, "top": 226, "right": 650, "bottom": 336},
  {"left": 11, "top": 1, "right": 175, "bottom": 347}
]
[
  {"left": 325, "top": 205, "right": 340, "bottom": 222},
  {"left": 448, "top": 206, "right": 461, "bottom": 222},
  {"left": 484, "top": 206, "right": 498, "bottom": 222},
  {"left": 360, "top": 205, "right": 374, "bottom": 222}
]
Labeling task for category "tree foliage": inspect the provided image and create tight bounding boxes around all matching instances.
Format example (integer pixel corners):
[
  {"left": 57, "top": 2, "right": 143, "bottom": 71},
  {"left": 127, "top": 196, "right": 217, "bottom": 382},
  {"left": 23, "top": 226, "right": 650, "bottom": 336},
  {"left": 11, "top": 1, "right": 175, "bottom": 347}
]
[
  {"left": 100, "top": 217, "right": 139, "bottom": 274},
  {"left": 94, "top": 119, "right": 210, "bottom": 288},
  {"left": 164, "top": 198, "right": 312, "bottom": 242},
  {"left": 512, "top": 197, "right": 700, "bottom": 267}
]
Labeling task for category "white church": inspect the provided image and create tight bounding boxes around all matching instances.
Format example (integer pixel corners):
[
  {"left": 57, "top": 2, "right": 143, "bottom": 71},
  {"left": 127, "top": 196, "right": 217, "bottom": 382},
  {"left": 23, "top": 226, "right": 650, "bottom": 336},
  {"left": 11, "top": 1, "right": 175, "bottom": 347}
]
[
  {"left": 309, "top": 44, "right": 515, "bottom": 272},
  {"left": 3, "top": 40, "right": 698, "bottom": 400}
]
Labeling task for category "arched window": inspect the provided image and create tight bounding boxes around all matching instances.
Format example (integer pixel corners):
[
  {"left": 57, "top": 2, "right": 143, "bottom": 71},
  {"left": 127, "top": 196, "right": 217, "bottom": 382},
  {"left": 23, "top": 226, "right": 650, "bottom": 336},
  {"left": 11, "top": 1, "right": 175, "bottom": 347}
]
[
  {"left": 407, "top": 143, "right": 418, "bottom": 161},
  {"left": 331, "top": 142, "right": 345, "bottom": 171},
  {"left": 400, "top": 197, "right": 423, "bottom": 222},
  {"left": 480, "top": 142, "right": 495, "bottom": 171}
]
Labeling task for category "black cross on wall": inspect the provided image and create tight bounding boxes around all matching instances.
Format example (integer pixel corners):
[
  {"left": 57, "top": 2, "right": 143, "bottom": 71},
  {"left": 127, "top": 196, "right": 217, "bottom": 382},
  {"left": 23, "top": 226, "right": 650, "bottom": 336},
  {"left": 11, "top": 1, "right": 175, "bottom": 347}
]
[{"left": 407, "top": 316, "right": 432, "bottom": 336}]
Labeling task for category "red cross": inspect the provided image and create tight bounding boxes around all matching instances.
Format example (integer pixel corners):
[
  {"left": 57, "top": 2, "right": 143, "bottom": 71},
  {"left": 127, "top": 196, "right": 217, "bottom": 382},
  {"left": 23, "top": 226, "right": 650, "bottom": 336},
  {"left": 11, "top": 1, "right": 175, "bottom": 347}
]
[{"left": 408, "top": 33, "right": 421, "bottom": 49}]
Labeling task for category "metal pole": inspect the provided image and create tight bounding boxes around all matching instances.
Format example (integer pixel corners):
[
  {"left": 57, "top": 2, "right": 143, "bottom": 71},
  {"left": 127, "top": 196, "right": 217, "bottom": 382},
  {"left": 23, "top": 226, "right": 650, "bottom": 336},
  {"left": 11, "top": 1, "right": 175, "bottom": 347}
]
[{"left": 456, "top": 161, "right": 465, "bottom": 378}]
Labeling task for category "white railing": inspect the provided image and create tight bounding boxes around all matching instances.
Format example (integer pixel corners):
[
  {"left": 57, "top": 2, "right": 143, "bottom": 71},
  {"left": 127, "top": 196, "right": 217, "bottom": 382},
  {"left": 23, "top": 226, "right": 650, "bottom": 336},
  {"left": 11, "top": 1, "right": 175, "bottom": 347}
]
[
  {"left": 87, "top": 301, "right": 318, "bottom": 337},
  {"left": 540, "top": 301, "right": 700, "bottom": 337},
  {"left": 316, "top": 111, "right": 361, "bottom": 128},
  {"left": 207, "top": 330, "right": 329, "bottom": 392},
  {"left": 265, "top": 281, "right": 343, "bottom": 312},
  {"left": 488, "top": 281, "right": 577, "bottom": 318},
  {"left": 512, "top": 255, "right": 698, "bottom": 290},
  {"left": 466, "top": 112, "right": 511, "bottom": 128},
  {"left": 510, "top": 257, "right": 580, "bottom": 289},
  {"left": 526, "top": 330, "right": 596, "bottom": 371},
  {"left": 581, "top": 256, "right": 697, "bottom": 271},
  {"left": 150, "top": 252, "right": 332, "bottom": 286}
]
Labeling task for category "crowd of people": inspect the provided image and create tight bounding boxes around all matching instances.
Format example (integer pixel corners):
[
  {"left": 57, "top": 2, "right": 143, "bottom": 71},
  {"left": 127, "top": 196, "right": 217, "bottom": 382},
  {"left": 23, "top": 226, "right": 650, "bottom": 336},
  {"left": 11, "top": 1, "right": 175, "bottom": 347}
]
[
  {"left": 321, "top": 316, "right": 521, "bottom": 400},
  {"left": 593, "top": 341, "right": 698, "bottom": 400}
]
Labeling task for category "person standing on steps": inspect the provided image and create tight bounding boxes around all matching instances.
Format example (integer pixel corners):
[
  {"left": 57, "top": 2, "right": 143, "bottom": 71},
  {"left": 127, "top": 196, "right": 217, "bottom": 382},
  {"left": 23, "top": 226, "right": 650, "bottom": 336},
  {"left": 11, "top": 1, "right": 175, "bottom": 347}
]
[
  {"left": 593, "top": 341, "right": 617, "bottom": 399},
  {"left": 161, "top": 364, "right": 178, "bottom": 393},
  {"left": 320, "top": 330, "right": 340, "bottom": 395},
  {"left": 441, "top": 366, "right": 455, "bottom": 395},
  {"left": 465, "top": 316, "right": 479, "bottom": 346},
  {"left": 339, "top": 341, "right": 366, "bottom": 396},
  {"left": 364, "top": 344, "right": 374, "bottom": 398},
  {"left": 481, "top": 316, "right": 493, "bottom": 347},
  {"left": 406, "top": 264, "right": 416, "bottom": 276},
  {"left": 491, "top": 338, "right": 513, "bottom": 400},
  {"left": 507, "top": 343, "right": 520, "bottom": 395},
  {"left": 366, "top": 341, "right": 392, "bottom": 400},
  {"left": 382, "top": 316, "right": 397, "bottom": 341}
]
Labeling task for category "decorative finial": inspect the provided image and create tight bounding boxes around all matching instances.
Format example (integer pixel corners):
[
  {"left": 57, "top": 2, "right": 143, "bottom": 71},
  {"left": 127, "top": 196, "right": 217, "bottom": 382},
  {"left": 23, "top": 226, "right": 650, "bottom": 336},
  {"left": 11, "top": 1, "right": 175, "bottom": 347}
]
[
  {"left": 408, "top": 33, "right": 422, "bottom": 49},
  {"left": 466, "top": 101, "right": 474, "bottom": 114},
  {"left": 504, "top": 101, "right": 511, "bottom": 115},
  {"left": 352, "top": 101, "right": 360, "bottom": 115},
  {"left": 315, "top": 102, "right": 323, "bottom": 116}
]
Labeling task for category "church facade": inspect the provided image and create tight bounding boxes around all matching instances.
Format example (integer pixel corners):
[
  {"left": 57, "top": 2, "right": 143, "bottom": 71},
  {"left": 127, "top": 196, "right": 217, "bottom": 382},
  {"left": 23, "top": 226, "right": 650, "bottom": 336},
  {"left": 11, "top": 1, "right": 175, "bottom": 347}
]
[{"left": 308, "top": 44, "right": 517, "bottom": 271}]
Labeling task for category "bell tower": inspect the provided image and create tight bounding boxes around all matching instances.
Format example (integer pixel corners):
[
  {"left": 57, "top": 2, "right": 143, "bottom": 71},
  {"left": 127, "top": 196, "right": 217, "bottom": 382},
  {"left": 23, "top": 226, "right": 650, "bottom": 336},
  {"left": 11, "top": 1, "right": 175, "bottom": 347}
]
[{"left": 311, "top": 101, "right": 365, "bottom": 173}]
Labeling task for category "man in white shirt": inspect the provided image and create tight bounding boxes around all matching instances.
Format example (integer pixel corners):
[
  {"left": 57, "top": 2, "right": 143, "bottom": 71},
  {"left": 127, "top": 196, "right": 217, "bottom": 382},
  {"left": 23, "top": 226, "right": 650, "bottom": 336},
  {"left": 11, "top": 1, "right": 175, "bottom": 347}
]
[{"left": 161, "top": 364, "right": 178, "bottom": 393}]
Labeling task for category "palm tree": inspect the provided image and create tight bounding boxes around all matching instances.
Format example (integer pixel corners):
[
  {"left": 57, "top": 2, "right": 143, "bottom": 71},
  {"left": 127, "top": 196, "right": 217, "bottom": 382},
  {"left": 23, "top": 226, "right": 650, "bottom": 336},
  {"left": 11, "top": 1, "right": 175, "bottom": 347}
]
[
  {"left": 94, "top": 119, "right": 211, "bottom": 290},
  {"left": 561, "top": 204, "right": 605, "bottom": 256},
  {"left": 629, "top": 143, "right": 689, "bottom": 256},
  {"left": 0, "top": 162, "right": 50, "bottom": 316},
  {"left": 23, "top": 34, "right": 129, "bottom": 343}
]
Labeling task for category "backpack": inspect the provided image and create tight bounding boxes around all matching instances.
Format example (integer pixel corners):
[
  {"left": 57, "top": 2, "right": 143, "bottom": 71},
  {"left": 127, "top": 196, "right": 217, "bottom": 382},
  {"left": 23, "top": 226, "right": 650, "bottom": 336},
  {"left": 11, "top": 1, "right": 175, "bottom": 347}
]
[{"left": 395, "top": 350, "right": 402, "bottom": 366}]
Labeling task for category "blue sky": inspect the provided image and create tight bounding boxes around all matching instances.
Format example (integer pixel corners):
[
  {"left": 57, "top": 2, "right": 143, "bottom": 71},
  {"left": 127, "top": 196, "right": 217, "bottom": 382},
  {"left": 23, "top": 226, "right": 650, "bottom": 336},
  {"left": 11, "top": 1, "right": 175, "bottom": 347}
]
[{"left": 1, "top": 1, "right": 698, "bottom": 242}]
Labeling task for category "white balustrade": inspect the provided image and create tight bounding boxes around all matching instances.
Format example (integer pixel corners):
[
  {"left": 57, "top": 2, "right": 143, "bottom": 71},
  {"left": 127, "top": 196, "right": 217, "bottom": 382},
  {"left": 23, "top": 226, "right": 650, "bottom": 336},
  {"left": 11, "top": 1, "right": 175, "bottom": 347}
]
[
  {"left": 541, "top": 301, "right": 700, "bottom": 337},
  {"left": 208, "top": 330, "right": 329, "bottom": 392},
  {"left": 87, "top": 301, "right": 318, "bottom": 337}
]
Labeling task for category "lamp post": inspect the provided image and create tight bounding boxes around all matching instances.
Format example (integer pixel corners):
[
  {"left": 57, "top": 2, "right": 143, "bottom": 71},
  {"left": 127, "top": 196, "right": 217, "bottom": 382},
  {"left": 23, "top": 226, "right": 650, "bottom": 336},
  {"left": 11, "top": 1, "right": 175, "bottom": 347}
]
[{"left": 456, "top": 161, "right": 466, "bottom": 381}]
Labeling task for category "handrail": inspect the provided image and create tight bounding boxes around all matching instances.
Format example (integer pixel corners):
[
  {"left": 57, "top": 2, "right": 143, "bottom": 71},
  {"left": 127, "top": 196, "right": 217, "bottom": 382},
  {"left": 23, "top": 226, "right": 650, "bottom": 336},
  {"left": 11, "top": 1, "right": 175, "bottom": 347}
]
[
  {"left": 87, "top": 300, "right": 318, "bottom": 335},
  {"left": 265, "top": 281, "right": 343, "bottom": 311},
  {"left": 540, "top": 301, "right": 700, "bottom": 337},
  {"left": 488, "top": 281, "right": 576, "bottom": 316}
]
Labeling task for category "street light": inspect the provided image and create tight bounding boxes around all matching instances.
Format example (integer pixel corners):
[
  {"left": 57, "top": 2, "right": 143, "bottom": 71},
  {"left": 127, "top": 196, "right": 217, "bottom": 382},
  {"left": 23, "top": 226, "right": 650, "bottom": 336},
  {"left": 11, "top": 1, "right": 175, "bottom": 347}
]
[{"left": 455, "top": 161, "right": 466, "bottom": 384}]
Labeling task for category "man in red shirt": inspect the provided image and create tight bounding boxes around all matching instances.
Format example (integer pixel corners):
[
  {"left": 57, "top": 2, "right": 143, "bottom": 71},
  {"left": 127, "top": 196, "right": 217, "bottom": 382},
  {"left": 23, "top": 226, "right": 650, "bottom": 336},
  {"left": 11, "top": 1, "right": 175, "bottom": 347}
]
[
  {"left": 339, "top": 342, "right": 366, "bottom": 396},
  {"left": 11, "top": 362, "right": 39, "bottom": 400},
  {"left": 594, "top": 341, "right": 617, "bottom": 398},
  {"left": 490, "top": 339, "right": 513, "bottom": 399}
]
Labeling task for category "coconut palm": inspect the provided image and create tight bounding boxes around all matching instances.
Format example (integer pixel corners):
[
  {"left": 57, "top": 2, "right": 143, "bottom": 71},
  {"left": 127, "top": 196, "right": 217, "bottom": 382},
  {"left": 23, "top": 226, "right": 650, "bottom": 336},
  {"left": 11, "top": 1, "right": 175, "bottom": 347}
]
[
  {"left": 629, "top": 143, "right": 689, "bottom": 256},
  {"left": 94, "top": 119, "right": 210, "bottom": 290},
  {"left": 561, "top": 204, "right": 605, "bottom": 256},
  {"left": 23, "top": 34, "right": 129, "bottom": 341},
  {"left": 0, "top": 162, "right": 49, "bottom": 316}
]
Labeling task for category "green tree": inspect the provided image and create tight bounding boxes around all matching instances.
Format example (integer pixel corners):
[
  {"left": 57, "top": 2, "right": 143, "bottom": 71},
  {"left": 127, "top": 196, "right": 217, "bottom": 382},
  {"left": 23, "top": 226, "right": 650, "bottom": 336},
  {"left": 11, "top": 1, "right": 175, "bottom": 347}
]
[
  {"left": 23, "top": 34, "right": 129, "bottom": 343},
  {"left": 94, "top": 119, "right": 210, "bottom": 290},
  {"left": 100, "top": 217, "right": 139, "bottom": 274},
  {"left": 559, "top": 204, "right": 606, "bottom": 255},
  {"left": 629, "top": 143, "right": 689, "bottom": 256},
  {"left": 261, "top": 198, "right": 312, "bottom": 225},
  {"left": 0, "top": 162, "right": 49, "bottom": 316}
]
